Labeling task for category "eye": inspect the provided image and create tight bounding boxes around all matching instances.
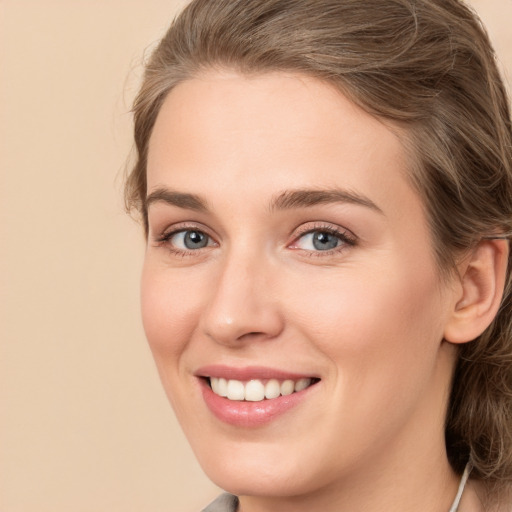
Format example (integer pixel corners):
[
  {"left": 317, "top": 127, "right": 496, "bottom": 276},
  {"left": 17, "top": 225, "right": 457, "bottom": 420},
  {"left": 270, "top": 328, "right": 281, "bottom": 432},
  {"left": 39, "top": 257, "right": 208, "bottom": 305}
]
[
  {"left": 163, "top": 229, "right": 214, "bottom": 251},
  {"left": 297, "top": 231, "right": 341, "bottom": 251},
  {"left": 289, "top": 225, "right": 356, "bottom": 253}
]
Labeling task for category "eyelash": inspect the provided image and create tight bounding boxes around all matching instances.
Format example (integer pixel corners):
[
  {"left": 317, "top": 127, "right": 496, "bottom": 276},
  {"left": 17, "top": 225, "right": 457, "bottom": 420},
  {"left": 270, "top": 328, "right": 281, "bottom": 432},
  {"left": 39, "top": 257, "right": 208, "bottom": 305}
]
[
  {"left": 154, "top": 223, "right": 216, "bottom": 257},
  {"left": 154, "top": 222, "right": 357, "bottom": 257},
  {"left": 289, "top": 223, "right": 357, "bottom": 257}
]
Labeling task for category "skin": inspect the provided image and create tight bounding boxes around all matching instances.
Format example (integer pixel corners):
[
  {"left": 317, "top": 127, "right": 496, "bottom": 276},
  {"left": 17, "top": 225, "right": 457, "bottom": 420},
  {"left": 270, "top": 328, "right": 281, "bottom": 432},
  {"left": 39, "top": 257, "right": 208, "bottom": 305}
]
[{"left": 141, "top": 71, "right": 486, "bottom": 511}]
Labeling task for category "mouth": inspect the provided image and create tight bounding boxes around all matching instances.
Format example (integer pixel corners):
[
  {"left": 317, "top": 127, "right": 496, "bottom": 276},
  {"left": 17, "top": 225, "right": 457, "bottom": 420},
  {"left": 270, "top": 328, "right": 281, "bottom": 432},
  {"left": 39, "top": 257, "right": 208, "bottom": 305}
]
[
  {"left": 206, "top": 376, "right": 320, "bottom": 402},
  {"left": 196, "top": 365, "right": 321, "bottom": 426}
]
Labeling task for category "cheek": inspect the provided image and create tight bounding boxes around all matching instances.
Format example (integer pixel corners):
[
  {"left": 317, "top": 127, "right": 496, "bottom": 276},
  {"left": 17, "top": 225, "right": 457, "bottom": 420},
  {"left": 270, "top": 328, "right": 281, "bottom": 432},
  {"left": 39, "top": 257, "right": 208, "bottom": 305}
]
[
  {"left": 140, "top": 261, "right": 201, "bottom": 360},
  {"left": 284, "top": 264, "right": 449, "bottom": 449},
  {"left": 288, "top": 260, "right": 447, "bottom": 379}
]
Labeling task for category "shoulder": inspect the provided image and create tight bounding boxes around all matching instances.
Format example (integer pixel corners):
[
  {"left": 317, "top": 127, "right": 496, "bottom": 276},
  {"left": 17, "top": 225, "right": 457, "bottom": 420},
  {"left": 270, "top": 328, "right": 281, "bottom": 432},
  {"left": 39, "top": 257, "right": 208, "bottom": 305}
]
[{"left": 201, "top": 493, "right": 239, "bottom": 512}]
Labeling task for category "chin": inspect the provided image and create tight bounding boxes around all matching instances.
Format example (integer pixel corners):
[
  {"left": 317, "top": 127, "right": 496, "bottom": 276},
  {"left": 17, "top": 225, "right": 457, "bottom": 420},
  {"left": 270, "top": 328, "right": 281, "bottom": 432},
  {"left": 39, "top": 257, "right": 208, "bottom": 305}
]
[
  {"left": 190, "top": 435, "right": 335, "bottom": 499},
  {"left": 203, "top": 462, "right": 314, "bottom": 499}
]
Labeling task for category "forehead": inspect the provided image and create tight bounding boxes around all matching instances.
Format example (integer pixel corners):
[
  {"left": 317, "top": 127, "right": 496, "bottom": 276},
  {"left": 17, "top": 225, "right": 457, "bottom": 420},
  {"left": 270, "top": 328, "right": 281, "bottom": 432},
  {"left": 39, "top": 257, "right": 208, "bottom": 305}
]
[{"left": 147, "top": 70, "right": 419, "bottom": 218}]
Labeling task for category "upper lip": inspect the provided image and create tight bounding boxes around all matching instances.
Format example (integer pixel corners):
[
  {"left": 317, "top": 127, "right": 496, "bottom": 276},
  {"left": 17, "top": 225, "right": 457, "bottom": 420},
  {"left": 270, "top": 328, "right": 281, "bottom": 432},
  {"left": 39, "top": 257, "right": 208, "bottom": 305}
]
[{"left": 195, "top": 364, "right": 319, "bottom": 381}]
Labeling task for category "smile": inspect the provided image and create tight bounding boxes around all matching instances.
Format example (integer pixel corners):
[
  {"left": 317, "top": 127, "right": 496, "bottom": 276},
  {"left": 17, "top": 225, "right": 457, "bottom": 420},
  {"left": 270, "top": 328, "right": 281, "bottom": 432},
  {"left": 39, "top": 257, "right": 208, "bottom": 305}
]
[
  {"left": 197, "top": 366, "right": 321, "bottom": 426},
  {"left": 208, "top": 377, "right": 315, "bottom": 402}
]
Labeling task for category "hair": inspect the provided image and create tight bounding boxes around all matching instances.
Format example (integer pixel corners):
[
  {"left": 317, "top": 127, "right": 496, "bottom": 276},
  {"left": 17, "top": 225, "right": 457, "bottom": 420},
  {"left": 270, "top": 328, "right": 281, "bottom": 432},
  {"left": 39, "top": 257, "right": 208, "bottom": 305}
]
[{"left": 125, "top": 0, "right": 512, "bottom": 499}]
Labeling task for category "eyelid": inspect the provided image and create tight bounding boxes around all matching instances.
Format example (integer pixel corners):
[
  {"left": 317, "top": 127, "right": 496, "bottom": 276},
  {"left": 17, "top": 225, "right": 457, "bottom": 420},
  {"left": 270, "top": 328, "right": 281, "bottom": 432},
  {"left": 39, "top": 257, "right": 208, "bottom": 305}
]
[
  {"left": 150, "top": 220, "right": 357, "bottom": 257},
  {"left": 288, "top": 222, "right": 357, "bottom": 253},
  {"left": 152, "top": 221, "right": 213, "bottom": 241},
  {"left": 152, "top": 222, "right": 219, "bottom": 253}
]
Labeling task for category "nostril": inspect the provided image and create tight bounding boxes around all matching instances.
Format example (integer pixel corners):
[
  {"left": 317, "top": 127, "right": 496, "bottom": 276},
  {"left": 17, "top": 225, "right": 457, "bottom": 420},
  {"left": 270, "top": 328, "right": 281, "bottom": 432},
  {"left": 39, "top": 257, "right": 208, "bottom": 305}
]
[{"left": 237, "top": 331, "right": 273, "bottom": 342}]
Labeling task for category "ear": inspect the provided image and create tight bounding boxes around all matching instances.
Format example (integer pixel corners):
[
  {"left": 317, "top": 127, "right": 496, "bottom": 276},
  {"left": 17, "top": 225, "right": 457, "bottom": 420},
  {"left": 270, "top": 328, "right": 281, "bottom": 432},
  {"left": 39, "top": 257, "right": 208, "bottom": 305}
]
[{"left": 443, "top": 238, "right": 509, "bottom": 344}]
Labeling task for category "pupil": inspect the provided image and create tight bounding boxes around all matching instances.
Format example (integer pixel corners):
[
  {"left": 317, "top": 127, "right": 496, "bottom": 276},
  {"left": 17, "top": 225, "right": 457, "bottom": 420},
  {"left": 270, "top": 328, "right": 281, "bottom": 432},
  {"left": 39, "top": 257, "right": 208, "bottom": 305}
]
[
  {"left": 313, "top": 231, "right": 338, "bottom": 250},
  {"left": 185, "top": 231, "right": 207, "bottom": 249}
]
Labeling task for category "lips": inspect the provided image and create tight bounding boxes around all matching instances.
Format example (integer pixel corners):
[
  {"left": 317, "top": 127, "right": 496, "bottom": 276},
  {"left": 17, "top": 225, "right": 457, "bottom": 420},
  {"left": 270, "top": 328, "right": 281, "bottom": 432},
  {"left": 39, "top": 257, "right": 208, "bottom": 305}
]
[{"left": 196, "top": 365, "right": 320, "bottom": 427}]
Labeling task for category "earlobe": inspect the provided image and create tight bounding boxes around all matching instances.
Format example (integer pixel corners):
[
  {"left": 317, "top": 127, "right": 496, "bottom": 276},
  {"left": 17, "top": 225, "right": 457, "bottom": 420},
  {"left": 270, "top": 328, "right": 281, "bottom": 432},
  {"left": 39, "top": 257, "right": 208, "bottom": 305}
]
[{"left": 443, "top": 239, "right": 509, "bottom": 344}]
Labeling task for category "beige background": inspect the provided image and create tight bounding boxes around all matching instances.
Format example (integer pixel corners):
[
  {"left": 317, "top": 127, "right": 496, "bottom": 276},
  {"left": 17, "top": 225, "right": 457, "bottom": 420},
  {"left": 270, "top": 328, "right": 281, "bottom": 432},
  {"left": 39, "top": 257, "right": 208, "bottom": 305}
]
[{"left": 1, "top": 1, "right": 511, "bottom": 511}]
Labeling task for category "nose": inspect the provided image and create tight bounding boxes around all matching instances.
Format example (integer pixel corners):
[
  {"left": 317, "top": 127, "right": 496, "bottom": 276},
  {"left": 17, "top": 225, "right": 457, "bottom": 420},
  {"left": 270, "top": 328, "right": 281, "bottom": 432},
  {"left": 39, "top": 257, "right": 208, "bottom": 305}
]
[{"left": 200, "top": 251, "right": 284, "bottom": 347}]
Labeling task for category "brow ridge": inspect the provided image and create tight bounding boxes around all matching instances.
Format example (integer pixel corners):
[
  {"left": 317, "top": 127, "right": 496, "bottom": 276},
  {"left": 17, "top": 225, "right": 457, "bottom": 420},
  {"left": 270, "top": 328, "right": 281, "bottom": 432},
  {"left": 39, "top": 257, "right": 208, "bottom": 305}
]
[
  {"left": 145, "top": 186, "right": 382, "bottom": 215},
  {"left": 145, "top": 187, "right": 209, "bottom": 212},
  {"left": 270, "top": 188, "right": 383, "bottom": 213}
]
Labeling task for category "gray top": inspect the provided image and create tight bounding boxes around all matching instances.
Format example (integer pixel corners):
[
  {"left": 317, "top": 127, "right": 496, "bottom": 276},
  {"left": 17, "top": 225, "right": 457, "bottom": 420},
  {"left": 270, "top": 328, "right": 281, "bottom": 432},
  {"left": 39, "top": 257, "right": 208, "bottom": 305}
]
[{"left": 201, "top": 493, "right": 238, "bottom": 512}]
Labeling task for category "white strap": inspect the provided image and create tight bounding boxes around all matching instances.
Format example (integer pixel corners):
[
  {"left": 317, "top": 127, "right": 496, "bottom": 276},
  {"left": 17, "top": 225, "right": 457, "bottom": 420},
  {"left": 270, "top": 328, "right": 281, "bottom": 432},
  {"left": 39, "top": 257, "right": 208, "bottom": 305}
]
[{"left": 448, "top": 462, "right": 473, "bottom": 512}]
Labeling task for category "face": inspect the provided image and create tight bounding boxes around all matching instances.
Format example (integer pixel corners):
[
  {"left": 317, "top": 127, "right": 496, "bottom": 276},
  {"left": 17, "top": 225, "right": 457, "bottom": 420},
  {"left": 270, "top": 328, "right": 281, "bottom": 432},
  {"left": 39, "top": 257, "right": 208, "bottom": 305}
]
[{"left": 142, "top": 71, "right": 458, "bottom": 499}]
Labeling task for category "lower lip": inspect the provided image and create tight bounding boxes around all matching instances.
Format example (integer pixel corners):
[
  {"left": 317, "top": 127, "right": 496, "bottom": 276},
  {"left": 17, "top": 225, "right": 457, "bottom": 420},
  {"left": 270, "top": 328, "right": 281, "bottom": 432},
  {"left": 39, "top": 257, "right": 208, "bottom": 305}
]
[{"left": 199, "top": 379, "right": 317, "bottom": 427}]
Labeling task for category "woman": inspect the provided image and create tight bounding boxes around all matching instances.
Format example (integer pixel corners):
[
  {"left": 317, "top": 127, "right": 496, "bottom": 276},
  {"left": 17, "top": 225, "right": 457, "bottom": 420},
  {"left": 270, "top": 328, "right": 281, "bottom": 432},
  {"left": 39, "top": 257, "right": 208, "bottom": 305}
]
[{"left": 125, "top": 0, "right": 512, "bottom": 510}]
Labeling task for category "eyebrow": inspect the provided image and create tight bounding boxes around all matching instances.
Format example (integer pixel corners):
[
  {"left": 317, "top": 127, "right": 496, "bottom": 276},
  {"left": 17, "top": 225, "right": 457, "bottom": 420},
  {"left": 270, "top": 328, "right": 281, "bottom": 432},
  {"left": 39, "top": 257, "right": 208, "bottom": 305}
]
[
  {"left": 269, "top": 188, "right": 383, "bottom": 214},
  {"left": 145, "top": 188, "right": 209, "bottom": 213},
  {"left": 145, "top": 186, "right": 383, "bottom": 215}
]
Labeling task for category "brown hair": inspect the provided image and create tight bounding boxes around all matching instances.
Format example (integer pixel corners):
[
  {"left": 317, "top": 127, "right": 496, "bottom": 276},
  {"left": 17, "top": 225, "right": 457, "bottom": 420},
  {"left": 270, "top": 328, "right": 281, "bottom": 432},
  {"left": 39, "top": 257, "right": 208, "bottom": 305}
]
[{"left": 125, "top": 0, "right": 512, "bottom": 498}]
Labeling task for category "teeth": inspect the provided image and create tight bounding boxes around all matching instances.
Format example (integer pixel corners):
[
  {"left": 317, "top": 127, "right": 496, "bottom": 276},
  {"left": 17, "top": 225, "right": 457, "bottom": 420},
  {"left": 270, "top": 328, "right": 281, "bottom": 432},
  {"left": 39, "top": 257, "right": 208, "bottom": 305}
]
[
  {"left": 245, "top": 380, "right": 265, "bottom": 401},
  {"left": 217, "top": 378, "right": 228, "bottom": 397},
  {"left": 209, "top": 377, "right": 313, "bottom": 402},
  {"left": 210, "top": 377, "right": 228, "bottom": 397},
  {"left": 226, "top": 379, "right": 245, "bottom": 400},
  {"left": 280, "top": 379, "right": 295, "bottom": 396},
  {"left": 265, "top": 379, "right": 281, "bottom": 399},
  {"left": 210, "top": 377, "right": 220, "bottom": 394},
  {"left": 295, "top": 378, "right": 310, "bottom": 392}
]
